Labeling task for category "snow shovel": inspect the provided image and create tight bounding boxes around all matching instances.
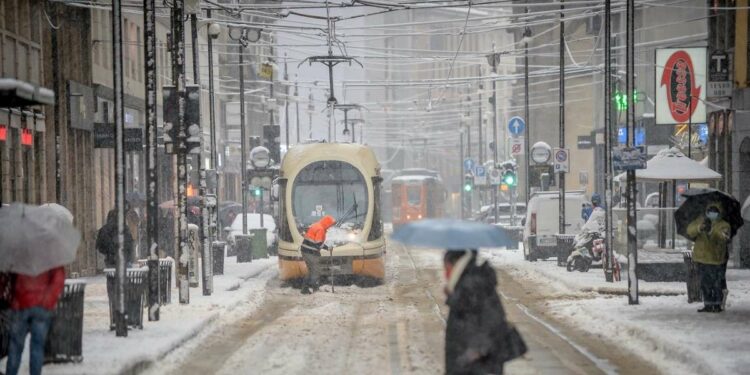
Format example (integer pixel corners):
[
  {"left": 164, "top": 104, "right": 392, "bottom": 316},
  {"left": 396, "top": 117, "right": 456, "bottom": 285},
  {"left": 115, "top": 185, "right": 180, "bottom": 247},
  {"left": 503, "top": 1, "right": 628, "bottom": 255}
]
[{"left": 329, "top": 246, "right": 335, "bottom": 293}]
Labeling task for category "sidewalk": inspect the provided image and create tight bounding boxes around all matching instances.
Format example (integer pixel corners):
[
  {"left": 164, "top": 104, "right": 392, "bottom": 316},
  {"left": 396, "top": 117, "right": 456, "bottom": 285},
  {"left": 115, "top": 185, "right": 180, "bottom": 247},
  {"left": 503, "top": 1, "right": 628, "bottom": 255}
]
[
  {"left": 490, "top": 249, "right": 750, "bottom": 375},
  {"left": 1, "top": 257, "right": 277, "bottom": 375}
]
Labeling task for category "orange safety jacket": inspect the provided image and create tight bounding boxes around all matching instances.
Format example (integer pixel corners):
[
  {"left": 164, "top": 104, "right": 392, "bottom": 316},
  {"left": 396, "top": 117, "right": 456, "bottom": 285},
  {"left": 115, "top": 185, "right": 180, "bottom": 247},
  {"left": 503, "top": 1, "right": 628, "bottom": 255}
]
[{"left": 300, "top": 215, "right": 336, "bottom": 254}]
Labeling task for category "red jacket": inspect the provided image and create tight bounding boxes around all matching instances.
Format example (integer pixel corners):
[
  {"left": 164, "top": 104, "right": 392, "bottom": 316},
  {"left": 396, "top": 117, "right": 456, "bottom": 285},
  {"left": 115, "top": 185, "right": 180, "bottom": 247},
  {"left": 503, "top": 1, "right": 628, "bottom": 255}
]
[
  {"left": 11, "top": 267, "right": 66, "bottom": 311},
  {"left": 305, "top": 215, "right": 336, "bottom": 244}
]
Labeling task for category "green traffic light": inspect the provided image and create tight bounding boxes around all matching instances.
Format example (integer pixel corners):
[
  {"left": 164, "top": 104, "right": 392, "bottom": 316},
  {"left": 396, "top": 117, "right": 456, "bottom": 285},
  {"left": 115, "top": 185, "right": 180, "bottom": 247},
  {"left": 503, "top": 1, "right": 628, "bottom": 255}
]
[
  {"left": 464, "top": 183, "right": 473, "bottom": 192},
  {"left": 503, "top": 174, "right": 516, "bottom": 186},
  {"left": 253, "top": 188, "right": 262, "bottom": 197}
]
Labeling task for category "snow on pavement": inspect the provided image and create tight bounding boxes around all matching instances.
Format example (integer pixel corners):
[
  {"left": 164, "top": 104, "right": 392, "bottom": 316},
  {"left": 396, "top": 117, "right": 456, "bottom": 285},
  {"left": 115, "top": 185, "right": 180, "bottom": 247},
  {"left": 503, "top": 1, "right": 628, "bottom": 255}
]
[
  {"left": 489, "top": 248, "right": 750, "bottom": 375},
  {"left": 0, "top": 257, "right": 277, "bottom": 375}
]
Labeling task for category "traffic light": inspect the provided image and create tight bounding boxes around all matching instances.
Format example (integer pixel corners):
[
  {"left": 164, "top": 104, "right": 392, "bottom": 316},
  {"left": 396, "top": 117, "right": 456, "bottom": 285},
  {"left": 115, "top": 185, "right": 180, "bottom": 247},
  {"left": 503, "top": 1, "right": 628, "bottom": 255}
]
[
  {"left": 162, "top": 85, "right": 180, "bottom": 154},
  {"left": 502, "top": 170, "right": 517, "bottom": 186},
  {"left": 463, "top": 174, "right": 473, "bottom": 192},
  {"left": 253, "top": 187, "right": 262, "bottom": 197},
  {"left": 184, "top": 85, "right": 202, "bottom": 154},
  {"left": 263, "top": 125, "right": 281, "bottom": 164},
  {"left": 614, "top": 90, "right": 639, "bottom": 112}
]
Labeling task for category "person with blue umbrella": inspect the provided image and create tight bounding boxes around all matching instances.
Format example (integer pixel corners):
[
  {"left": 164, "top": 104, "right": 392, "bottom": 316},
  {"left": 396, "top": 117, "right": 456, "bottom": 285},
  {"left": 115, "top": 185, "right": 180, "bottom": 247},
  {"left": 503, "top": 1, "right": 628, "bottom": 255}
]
[{"left": 393, "top": 219, "right": 527, "bottom": 374}]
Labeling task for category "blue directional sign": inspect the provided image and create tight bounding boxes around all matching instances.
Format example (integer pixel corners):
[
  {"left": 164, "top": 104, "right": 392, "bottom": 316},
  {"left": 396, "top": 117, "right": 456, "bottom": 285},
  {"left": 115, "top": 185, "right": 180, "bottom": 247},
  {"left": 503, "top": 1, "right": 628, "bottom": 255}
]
[
  {"left": 508, "top": 116, "right": 526, "bottom": 136},
  {"left": 463, "top": 158, "right": 475, "bottom": 172},
  {"left": 474, "top": 165, "right": 486, "bottom": 177}
]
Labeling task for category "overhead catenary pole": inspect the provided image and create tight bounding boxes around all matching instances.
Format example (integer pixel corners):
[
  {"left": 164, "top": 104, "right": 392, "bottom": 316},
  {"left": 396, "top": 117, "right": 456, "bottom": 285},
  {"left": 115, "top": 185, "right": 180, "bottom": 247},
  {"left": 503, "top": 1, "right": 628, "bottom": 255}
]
[
  {"left": 191, "top": 13, "right": 212, "bottom": 296},
  {"left": 239, "top": 40, "right": 248, "bottom": 236},
  {"left": 171, "top": 0, "right": 190, "bottom": 304},
  {"left": 284, "top": 55, "right": 290, "bottom": 149},
  {"left": 308, "top": 89, "right": 313, "bottom": 139},
  {"left": 144, "top": 0, "right": 161, "bottom": 320},
  {"left": 603, "top": 0, "right": 615, "bottom": 283},
  {"left": 626, "top": 0, "right": 639, "bottom": 304},
  {"left": 295, "top": 80, "right": 300, "bottom": 143},
  {"left": 491, "top": 42, "right": 499, "bottom": 225},
  {"left": 112, "top": 0, "right": 128, "bottom": 336},
  {"left": 49, "top": 2, "right": 61, "bottom": 204},
  {"left": 460, "top": 129, "right": 465, "bottom": 220},
  {"left": 524, "top": 16, "right": 531, "bottom": 208},
  {"left": 207, "top": 9, "right": 219, "bottom": 246},
  {"left": 558, "top": 0, "right": 566, "bottom": 236}
]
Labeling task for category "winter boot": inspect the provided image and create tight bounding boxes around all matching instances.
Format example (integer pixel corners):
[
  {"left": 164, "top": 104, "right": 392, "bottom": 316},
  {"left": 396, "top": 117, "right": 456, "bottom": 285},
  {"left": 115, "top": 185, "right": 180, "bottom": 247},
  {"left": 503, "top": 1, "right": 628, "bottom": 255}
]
[
  {"left": 722, "top": 289, "right": 728, "bottom": 310},
  {"left": 301, "top": 286, "right": 312, "bottom": 295}
]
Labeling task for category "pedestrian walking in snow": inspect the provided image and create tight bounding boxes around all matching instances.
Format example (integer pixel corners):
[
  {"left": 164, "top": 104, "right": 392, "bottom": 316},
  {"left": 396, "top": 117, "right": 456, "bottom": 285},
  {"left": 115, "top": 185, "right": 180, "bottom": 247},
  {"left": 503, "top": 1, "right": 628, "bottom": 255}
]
[
  {"left": 299, "top": 215, "right": 336, "bottom": 294},
  {"left": 5, "top": 267, "right": 65, "bottom": 375},
  {"left": 96, "top": 209, "right": 134, "bottom": 268},
  {"left": 686, "top": 203, "right": 731, "bottom": 313},
  {"left": 443, "top": 250, "right": 526, "bottom": 375}
]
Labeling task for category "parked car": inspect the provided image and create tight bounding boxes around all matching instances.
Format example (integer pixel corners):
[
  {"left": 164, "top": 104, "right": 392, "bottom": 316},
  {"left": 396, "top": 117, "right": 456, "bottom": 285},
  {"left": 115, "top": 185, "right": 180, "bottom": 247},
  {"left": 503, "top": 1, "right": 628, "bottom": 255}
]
[
  {"left": 474, "top": 203, "right": 527, "bottom": 226},
  {"left": 523, "top": 191, "right": 587, "bottom": 261},
  {"left": 225, "top": 214, "right": 278, "bottom": 255}
]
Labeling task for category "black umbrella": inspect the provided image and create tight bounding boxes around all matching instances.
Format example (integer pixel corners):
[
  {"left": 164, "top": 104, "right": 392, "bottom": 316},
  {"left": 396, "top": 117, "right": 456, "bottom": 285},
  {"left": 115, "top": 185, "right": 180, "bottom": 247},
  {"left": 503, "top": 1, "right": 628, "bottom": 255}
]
[{"left": 674, "top": 188, "right": 743, "bottom": 238}]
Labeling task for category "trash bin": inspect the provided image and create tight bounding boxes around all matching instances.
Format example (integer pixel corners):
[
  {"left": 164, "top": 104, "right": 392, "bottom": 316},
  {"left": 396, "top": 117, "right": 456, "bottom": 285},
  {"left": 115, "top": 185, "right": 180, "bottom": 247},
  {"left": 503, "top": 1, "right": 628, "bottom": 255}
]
[
  {"left": 105, "top": 267, "right": 148, "bottom": 329},
  {"left": 212, "top": 241, "right": 226, "bottom": 275},
  {"left": 250, "top": 228, "right": 268, "bottom": 259},
  {"left": 235, "top": 234, "right": 252, "bottom": 263},
  {"left": 44, "top": 280, "right": 86, "bottom": 363},
  {"left": 683, "top": 251, "right": 702, "bottom": 303},
  {"left": 159, "top": 259, "right": 173, "bottom": 304},
  {"left": 556, "top": 234, "right": 577, "bottom": 267}
]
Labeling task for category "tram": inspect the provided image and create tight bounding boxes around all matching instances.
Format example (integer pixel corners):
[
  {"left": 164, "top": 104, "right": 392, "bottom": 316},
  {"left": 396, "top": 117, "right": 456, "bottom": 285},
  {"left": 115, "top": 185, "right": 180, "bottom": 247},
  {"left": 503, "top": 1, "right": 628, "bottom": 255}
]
[
  {"left": 391, "top": 172, "right": 446, "bottom": 230},
  {"left": 276, "top": 142, "right": 386, "bottom": 282}
]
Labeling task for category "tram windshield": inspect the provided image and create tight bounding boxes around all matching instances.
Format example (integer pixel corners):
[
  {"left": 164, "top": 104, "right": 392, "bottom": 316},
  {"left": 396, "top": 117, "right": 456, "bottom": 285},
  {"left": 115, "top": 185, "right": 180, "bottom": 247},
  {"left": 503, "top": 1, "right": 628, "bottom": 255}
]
[{"left": 292, "top": 160, "right": 369, "bottom": 231}]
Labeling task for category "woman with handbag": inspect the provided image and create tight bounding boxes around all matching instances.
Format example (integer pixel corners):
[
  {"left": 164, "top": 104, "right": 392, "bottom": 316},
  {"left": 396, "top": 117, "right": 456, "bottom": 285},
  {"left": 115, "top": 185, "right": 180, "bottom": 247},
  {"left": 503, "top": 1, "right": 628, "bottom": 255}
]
[{"left": 444, "top": 250, "right": 527, "bottom": 375}]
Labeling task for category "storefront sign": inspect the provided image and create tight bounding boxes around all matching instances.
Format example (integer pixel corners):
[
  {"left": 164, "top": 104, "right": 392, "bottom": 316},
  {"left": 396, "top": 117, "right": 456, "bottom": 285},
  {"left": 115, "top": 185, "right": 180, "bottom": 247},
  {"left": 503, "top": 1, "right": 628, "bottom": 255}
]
[
  {"left": 94, "top": 122, "right": 143, "bottom": 151},
  {"left": 656, "top": 48, "right": 707, "bottom": 124},
  {"left": 21, "top": 129, "right": 33, "bottom": 147}
]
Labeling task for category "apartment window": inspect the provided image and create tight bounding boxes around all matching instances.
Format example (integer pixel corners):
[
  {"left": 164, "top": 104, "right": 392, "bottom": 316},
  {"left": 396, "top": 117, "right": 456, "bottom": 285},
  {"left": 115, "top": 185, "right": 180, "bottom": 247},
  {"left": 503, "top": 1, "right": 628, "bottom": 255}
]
[
  {"left": 29, "top": 0, "right": 40, "bottom": 43},
  {"left": 4, "top": 0, "right": 16, "bottom": 33}
]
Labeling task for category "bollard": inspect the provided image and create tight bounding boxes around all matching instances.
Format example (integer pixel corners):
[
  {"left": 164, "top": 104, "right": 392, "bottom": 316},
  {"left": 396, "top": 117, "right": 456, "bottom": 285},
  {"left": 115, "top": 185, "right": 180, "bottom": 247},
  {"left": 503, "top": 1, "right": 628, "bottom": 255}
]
[
  {"left": 235, "top": 234, "right": 253, "bottom": 263},
  {"left": 212, "top": 241, "right": 226, "bottom": 275}
]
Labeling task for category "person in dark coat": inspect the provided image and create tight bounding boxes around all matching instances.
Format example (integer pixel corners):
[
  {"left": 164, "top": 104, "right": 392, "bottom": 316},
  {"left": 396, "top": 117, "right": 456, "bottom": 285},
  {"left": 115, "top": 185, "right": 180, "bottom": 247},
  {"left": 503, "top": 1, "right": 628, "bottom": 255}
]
[
  {"left": 96, "top": 209, "right": 134, "bottom": 268},
  {"left": 444, "top": 250, "right": 513, "bottom": 375}
]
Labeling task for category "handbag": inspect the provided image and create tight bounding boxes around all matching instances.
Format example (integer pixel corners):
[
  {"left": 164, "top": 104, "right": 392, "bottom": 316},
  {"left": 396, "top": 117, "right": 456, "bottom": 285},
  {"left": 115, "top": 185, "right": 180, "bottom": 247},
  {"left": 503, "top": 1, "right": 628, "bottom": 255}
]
[{"left": 501, "top": 324, "right": 528, "bottom": 363}]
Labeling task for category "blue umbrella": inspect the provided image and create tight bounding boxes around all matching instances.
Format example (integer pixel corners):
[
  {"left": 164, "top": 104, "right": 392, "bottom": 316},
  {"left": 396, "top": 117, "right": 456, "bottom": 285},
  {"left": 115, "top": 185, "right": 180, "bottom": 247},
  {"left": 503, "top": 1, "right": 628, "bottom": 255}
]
[{"left": 391, "top": 219, "right": 511, "bottom": 250}]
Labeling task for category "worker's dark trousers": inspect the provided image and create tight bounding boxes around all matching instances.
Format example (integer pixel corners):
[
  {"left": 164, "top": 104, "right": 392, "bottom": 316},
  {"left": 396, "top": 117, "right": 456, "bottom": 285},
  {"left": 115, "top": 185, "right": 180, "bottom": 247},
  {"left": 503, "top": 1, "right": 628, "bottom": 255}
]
[{"left": 302, "top": 251, "right": 321, "bottom": 289}]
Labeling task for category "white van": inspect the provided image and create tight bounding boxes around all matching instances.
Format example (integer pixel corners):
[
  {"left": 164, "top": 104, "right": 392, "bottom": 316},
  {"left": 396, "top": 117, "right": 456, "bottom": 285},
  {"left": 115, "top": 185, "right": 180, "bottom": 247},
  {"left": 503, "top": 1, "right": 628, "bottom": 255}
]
[{"left": 523, "top": 190, "right": 587, "bottom": 261}]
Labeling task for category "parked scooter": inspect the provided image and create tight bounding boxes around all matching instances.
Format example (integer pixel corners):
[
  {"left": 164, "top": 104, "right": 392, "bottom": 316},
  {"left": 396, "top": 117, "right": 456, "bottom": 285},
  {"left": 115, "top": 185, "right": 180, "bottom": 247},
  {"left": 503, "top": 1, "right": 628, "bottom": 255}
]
[{"left": 566, "top": 229, "right": 602, "bottom": 272}]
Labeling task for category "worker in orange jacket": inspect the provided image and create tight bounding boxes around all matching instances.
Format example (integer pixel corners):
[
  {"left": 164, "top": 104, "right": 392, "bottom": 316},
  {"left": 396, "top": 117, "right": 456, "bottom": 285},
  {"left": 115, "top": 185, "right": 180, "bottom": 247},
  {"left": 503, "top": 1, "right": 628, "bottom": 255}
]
[{"left": 300, "top": 215, "right": 336, "bottom": 294}]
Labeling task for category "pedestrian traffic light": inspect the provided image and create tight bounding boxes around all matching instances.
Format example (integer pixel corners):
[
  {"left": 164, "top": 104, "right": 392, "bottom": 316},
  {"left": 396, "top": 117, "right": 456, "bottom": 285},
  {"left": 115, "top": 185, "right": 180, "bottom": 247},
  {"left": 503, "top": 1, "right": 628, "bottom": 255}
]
[
  {"left": 614, "top": 90, "right": 639, "bottom": 112},
  {"left": 502, "top": 170, "right": 517, "bottom": 186},
  {"left": 463, "top": 174, "right": 473, "bottom": 192}
]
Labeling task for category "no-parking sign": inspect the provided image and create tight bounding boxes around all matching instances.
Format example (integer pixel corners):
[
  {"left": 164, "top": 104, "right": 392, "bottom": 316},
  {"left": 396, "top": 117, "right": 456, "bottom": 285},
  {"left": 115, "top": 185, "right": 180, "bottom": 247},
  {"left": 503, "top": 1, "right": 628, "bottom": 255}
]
[{"left": 553, "top": 148, "right": 569, "bottom": 173}]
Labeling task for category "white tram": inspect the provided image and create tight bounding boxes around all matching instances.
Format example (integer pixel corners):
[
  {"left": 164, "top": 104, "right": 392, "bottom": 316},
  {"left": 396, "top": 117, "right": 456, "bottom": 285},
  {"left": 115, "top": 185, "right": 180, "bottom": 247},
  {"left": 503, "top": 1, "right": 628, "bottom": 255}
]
[{"left": 276, "top": 143, "right": 386, "bottom": 281}]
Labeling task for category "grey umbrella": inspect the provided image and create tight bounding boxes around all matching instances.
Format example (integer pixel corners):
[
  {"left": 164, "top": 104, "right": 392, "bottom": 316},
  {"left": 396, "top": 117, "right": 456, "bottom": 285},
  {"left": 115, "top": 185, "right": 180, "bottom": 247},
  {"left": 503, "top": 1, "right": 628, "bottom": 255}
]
[
  {"left": 0, "top": 203, "right": 80, "bottom": 276},
  {"left": 391, "top": 219, "right": 511, "bottom": 250}
]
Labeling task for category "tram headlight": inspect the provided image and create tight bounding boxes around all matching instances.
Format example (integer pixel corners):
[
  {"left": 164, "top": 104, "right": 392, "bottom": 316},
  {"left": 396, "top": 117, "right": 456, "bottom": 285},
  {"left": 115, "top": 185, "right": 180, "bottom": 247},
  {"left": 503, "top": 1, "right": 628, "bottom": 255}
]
[
  {"left": 417, "top": 214, "right": 422, "bottom": 219},
  {"left": 347, "top": 232, "right": 357, "bottom": 242}
]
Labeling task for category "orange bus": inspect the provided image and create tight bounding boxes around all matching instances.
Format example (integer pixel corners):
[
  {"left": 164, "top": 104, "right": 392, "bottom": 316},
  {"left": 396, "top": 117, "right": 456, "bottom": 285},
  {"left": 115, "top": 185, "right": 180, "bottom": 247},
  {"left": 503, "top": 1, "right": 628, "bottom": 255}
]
[{"left": 391, "top": 175, "right": 445, "bottom": 229}]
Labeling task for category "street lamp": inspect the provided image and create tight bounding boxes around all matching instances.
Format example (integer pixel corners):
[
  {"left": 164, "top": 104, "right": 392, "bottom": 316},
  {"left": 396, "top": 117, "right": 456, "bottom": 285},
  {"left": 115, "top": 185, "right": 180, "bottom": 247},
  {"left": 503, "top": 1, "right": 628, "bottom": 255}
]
[{"left": 228, "top": 25, "right": 261, "bottom": 235}]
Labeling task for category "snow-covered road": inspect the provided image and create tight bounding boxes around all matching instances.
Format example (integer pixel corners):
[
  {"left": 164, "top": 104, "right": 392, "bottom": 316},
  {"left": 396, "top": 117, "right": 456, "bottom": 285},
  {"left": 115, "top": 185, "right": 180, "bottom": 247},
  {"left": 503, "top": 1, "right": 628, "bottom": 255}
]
[{"left": 147, "top": 244, "right": 661, "bottom": 375}]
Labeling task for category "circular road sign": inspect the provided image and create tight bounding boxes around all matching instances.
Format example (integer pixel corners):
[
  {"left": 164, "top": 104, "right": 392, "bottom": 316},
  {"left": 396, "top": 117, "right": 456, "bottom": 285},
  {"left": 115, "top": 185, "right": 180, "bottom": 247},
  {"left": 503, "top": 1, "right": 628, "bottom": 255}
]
[
  {"left": 531, "top": 142, "right": 552, "bottom": 164},
  {"left": 507, "top": 116, "right": 526, "bottom": 136},
  {"left": 555, "top": 149, "right": 568, "bottom": 163}
]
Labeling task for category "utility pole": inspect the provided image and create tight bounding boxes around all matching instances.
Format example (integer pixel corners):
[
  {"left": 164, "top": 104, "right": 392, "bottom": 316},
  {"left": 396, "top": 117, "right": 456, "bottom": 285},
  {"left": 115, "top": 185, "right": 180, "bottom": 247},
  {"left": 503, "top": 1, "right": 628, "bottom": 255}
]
[
  {"left": 477, "top": 66, "right": 484, "bottom": 168},
  {"left": 603, "top": 0, "right": 615, "bottom": 282},
  {"left": 308, "top": 89, "right": 313, "bottom": 139},
  {"left": 144, "top": 0, "right": 160, "bottom": 320},
  {"left": 49, "top": 2, "right": 61, "bottom": 204},
  {"left": 284, "top": 55, "right": 290, "bottom": 148},
  {"left": 295, "top": 80, "right": 300, "bottom": 143},
  {"left": 558, "top": 0, "right": 567, "bottom": 237},
  {"left": 626, "top": 0, "right": 639, "bottom": 304},
  {"left": 206, "top": 9, "right": 220, "bottom": 252},
  {"left": 112, "top": 0, "right": 128, "bottom": 336},
  {"left": 171, "top": 0, "right": 189, "bottom": 304},
  {"left": 460, "top": 129, "right": 465, "bottom": 220},
  {"left": 191, "top": 13, "right": 212, "bottom": 296}
]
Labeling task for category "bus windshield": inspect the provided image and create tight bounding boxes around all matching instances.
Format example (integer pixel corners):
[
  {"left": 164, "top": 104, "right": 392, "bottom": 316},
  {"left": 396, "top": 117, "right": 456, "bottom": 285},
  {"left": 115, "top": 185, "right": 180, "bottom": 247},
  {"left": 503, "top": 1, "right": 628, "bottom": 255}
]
[
  {"left": 292, "top": 160, "right": 368, "bottom": 230},
  {"left": 407, "top": 185, "right": 421, "bottom": 206}
]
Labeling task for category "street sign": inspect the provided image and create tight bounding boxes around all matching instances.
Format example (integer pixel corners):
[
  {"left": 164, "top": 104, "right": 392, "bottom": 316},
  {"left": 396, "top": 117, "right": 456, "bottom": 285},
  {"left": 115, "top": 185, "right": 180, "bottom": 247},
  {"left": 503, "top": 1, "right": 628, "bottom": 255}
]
[
  {"left": 463, "top": 158, "right": 475, "bottom": 172},
  {"left": 510, "top": 137, "right": 524, "bottom": 156},
  {"left": 489, "top": 168, "right": 502, "bottom": 185},
  {"left": 553, "top": 148, "right": 569, "bottom": 173},
  {"left": 531, "top": 141, "right": 552, "bottom": 164},
  {"left": 708, "top": 50, "right": 732, "bottom": 98},
  {"left": 613, "top": 146, "right": 647, "bottom": 171},
  {"left": 474, "top": 165, "right": 487, "bottom": 186},
  {"left": 507, "top": 116, "right": 525, "bottom": 137}
]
